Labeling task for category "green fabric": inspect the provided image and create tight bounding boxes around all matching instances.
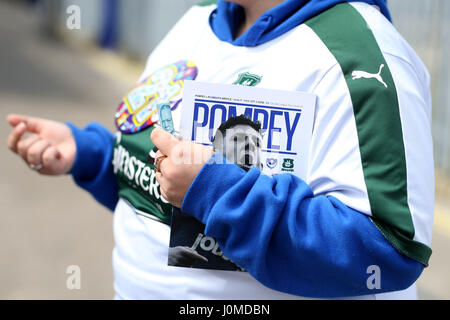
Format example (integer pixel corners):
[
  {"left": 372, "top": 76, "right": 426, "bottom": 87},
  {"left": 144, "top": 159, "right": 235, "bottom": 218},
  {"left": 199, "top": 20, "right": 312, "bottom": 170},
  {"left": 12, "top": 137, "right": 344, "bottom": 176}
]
[
  {"left": 113, "top": 127, "right": 172, "bottom": 225},
  {"left": 196, "top": 0, "right": 218, "bottom": 7},
  {"left": 306, "top": 3, "right": 431, "bottom": 265}
]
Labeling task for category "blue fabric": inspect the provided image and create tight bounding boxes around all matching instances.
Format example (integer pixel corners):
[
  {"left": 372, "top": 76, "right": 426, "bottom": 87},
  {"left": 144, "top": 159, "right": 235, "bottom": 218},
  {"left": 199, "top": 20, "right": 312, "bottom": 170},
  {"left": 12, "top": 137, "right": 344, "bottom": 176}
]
[
  {"left": 67, "top": 122, "right": 118, "bottom": 212},
  {"left": 99, "top": 0, "right": 119, "bottom": 49},
  {"left": 211, "top": 0, "right": 391, "bottom": 46},
  {"left": 182, "top": 154, "right": 423, "bottom": 298}
]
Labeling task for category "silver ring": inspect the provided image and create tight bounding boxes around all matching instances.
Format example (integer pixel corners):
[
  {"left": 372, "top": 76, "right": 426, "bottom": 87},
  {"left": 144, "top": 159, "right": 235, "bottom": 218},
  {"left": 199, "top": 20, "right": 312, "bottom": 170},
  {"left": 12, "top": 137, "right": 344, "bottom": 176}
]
[{"left": 29, "top": 164, "right": 43, "bottom": 171}]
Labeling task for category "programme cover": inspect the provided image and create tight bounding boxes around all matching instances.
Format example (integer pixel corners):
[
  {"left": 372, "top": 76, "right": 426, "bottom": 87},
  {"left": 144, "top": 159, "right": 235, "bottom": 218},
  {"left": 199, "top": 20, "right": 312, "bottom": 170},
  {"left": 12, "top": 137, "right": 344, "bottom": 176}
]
[{"left": 168, "top": 80, "right": 316, "bottom": 270}]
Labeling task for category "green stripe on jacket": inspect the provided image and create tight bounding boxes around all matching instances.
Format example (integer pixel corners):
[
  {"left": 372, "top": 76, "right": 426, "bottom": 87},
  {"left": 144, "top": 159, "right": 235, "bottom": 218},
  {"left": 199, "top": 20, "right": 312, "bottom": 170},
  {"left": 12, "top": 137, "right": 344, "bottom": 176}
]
[{"left": 306, "top": 3, "right": 431, "bottom": 265}]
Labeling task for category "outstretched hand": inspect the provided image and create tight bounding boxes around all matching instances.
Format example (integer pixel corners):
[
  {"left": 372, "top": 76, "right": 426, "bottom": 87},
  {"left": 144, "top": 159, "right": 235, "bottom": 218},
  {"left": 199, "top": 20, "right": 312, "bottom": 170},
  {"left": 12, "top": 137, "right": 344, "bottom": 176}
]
[
  {"left": 6, "top": 114, "right": 76, "bottom": 175},
  {"left": 151, "top": 127, "right": 214, "bottom": 208}
]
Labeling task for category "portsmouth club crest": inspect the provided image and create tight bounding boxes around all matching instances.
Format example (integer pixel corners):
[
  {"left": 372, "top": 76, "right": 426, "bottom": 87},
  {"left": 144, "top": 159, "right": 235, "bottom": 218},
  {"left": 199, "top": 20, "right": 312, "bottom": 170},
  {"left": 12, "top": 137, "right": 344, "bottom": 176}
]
[
  {"left": 115, "top": 60, "right": 198, "bottom": 133},
  {"left": 233, "top": 72, "right": 262, "bottom": 87},
  {"left": 266, "top": 158, "right": 278, "bottom": 170}
]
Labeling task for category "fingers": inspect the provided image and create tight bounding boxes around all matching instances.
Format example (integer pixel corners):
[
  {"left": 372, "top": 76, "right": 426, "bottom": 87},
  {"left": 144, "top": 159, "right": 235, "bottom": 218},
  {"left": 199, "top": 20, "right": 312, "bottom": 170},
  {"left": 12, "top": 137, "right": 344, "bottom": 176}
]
[
  {"left": 26, "top": 139, "right": 51, "bottom": 167},
  {"left": 194, "top": 253, "right": 209, "bottom": 263},
  {"left": 7, "top": 114, "right": 46, "bottom": 154},
  {"left": 7, "top": 122, "right": 27, "bottom": 153},
  {"left": 155, "top": 171, "right": 173, "bottom": 204},
  {"left": 155, "top": 148, "right": 173, "bottom": 178},
  {"left": 42, "top": 146, "right": 61, "bottom": 167},
  {"left": 177, "top": 247, "right": 209, "bottom": 263},
  {"left": 7, "top": 114, "right": 43, "bottom": 134},
  {"left": 7, "top": 114, "right": 29, "bottom": 126},
  {"left": 150, "top": 127, "right": 180, "bottom": 156},
  {"left": 6, "top": 114, "right": 68, "bottom": 175},
  {"left": 185, "top": 247, "right": 209, "bottom": 263},
  {"left": 17, "top": 134, "right": 40, "bottom": 160},
  {"left": 154, "top": 149, "right": 168, "bottom": 174},
  {"left": 155, "top": 171, "right": 167, "bottom": 193},
  {"left": 14, "top": 133, "right": 59, "bottom": 172},
  {"left": 40, "top": 146, "right": 62, "bottom": 174},
  {"left": 155, "top": 155, "right": 167, "bottom": 174}
]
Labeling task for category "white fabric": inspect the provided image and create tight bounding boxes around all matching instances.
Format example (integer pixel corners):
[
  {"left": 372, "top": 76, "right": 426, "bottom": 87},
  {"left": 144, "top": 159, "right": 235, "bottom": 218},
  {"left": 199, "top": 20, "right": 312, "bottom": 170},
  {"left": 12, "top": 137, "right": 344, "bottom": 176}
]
[
  {"left": 113, "top": 199, "right": 303, "bottom": 300},
  {"left": 113, "top": 198, "right": 417, "bottom": 300}
]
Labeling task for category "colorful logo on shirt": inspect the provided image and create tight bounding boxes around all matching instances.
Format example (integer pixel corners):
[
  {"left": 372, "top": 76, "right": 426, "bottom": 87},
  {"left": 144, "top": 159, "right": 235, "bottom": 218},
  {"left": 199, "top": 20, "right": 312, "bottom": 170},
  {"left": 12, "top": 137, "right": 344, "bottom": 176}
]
[
  {"left": 115, "top": 60, "right": 198, "bottom": 133},
  {"left": 233, "top": 72, "right": 262, "bottom": 87}
]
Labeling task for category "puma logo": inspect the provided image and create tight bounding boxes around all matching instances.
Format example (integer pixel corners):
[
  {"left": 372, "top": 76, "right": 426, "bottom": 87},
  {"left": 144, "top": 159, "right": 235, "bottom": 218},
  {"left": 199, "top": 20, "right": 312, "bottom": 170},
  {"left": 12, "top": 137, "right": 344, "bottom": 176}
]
[{"left": 352, "top": 64, "right": 388, "bottom": 88}]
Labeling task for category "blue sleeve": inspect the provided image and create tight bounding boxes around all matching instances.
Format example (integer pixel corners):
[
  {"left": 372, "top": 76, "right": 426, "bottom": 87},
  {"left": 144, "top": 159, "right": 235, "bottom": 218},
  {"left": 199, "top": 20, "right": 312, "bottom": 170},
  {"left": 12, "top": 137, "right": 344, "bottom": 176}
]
[
  {"left": 67, "top": 122, "right": 119, "bottom": 212},
  {"left": 181, "top": 154, "right": 424, "bottom": 298}
]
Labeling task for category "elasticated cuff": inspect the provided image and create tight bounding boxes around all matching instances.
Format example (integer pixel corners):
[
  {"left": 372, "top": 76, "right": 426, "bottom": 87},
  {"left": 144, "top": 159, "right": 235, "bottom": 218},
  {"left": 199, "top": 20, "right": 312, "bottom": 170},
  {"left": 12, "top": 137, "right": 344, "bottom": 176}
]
[{"left": 66, "top": 122, "right": 105, "bottom": 181}]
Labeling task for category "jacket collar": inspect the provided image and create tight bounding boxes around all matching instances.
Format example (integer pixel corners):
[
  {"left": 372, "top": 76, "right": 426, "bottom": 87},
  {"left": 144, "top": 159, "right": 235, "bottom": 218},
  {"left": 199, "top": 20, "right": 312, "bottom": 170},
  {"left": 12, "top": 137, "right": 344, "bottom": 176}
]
[{"left": 210, "top": 0, "right": 391, "bottom": 46}]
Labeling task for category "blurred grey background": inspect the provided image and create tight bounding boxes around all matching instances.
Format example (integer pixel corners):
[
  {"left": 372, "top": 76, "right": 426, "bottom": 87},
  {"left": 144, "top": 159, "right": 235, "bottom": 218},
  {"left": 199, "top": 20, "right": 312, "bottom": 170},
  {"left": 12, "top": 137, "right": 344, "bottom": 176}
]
[{"left": 0, "top": 0, "right": 449, "bottom": 299}]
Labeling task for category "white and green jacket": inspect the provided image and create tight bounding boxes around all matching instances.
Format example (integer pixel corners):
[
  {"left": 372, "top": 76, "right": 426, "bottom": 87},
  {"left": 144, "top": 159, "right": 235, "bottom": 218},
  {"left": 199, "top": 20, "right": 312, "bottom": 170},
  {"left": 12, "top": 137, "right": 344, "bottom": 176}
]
[{"left": 68, "top": 0, "right": 434, "bottom": 299}]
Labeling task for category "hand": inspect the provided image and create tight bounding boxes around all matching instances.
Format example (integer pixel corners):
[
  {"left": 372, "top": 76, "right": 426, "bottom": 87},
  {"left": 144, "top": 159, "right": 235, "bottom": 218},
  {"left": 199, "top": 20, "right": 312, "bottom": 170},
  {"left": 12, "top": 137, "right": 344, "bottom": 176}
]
[
  {"left": 151, "top": 127, "right": 214, "bottom": 208},
  {"left": 6, "top": 114, "right": 76, "bottom": 175},
  {"left": 168, "top": 246, "right": 208, "bottom": 267}
]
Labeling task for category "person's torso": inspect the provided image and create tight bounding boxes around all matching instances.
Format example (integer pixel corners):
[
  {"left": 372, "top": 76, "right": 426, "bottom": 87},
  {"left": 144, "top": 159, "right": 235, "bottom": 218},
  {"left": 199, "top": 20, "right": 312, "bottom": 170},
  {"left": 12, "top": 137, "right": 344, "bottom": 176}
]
[{"left": 112, "top": 2, "right": 429, "bottom": 299}]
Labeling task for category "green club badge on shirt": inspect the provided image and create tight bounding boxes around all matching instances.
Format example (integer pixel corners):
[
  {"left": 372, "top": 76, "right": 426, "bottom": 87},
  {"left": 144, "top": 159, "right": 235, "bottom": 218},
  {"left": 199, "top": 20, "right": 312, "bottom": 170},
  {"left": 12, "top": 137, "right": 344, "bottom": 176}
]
[
  {"left": 233, "top": 72, "right": 262, "bottom": 87},
  {"left": 282, "top": 158, "right": 295, "bottom": 172}
]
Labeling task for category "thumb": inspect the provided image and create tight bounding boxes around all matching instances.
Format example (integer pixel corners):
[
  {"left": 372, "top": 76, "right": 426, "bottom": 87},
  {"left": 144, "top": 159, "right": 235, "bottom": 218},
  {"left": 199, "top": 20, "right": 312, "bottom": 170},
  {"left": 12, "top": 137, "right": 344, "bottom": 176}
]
[
  {"left": 7, "top": 114, "right": 44, "bottom": 134},
  {"left": 151, "top": 127, "right": 180, "bottom": 156}
]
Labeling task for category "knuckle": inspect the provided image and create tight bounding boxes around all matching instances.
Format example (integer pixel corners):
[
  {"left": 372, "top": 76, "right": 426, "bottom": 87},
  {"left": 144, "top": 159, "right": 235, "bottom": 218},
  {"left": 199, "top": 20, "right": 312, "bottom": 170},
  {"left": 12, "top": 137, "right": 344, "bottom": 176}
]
[
  {"left": 42, "top": 152, "right": 53, "bottom": 165},
  {"left": 27, "top": 148, "right": 40, "bottom": 162},
  {"left": 177, "top": 145, "right": 184, "bottom": 158},
  {"left": 169, "top": 144, "right": 182, "bottom": 163},
  {"left": 177, "top": 143, "right": 186, "bottom": 158},
  {"left": 163, "top": 164, "right": 174, "bottom": 178},
  {"left": 167, "top": 166, "right": 181, "bottom": 180},
  {"left": 17, "top": 141, "right": 27, "bottom": 156},
  {"left": 161, "top": 188, "right": 170, "bottom": 201},
  {"left": 165, "top": 192, "right": 176, "bottom": 204},
  {"left": 26, "top": 152, "right": 36, "bottom": 163},
  {"left": 16, "top": 139, "right": 25, "bottom": 150},
  {"left": 163, "top": 184, "right": 177, "bottom": 201},
  {"left": 165, "top": 184, "right": 175, "bottom": 196},
  {"left": 151, "top": 128, "right": 160, "bottom": 141}
]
